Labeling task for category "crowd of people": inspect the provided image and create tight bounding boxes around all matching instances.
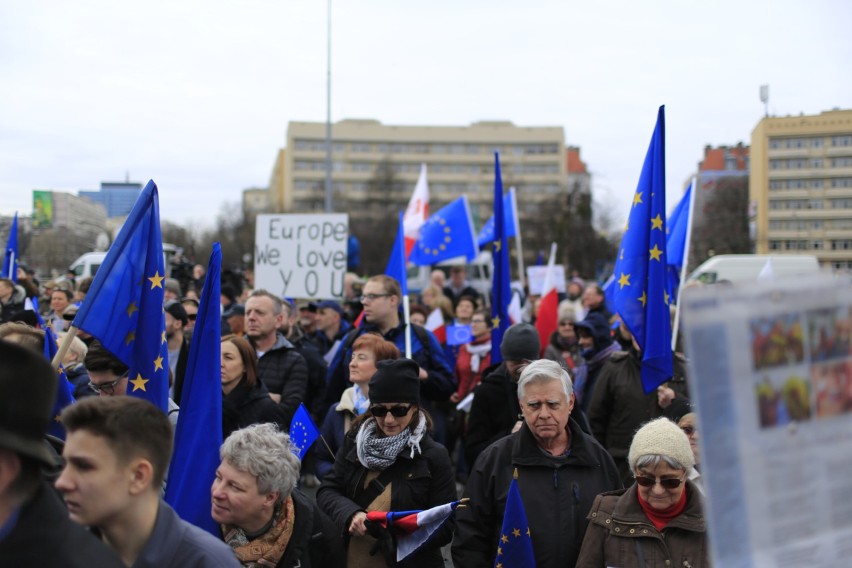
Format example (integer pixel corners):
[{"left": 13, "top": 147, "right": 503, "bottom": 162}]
[{"left": 0, "top": 261, "right": 709, "bottom": 567}]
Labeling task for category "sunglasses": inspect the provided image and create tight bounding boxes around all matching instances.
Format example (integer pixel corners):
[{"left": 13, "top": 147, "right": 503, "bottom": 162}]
[
  {"left": 370, "top": 405, "right": 412, "bottom": 418},
  {"left": 680, "top": 426, "right": 696, "bottom": 436},
  {"left": 187, "top": 313, "right": 197, "bottom": 321},
  {"left": 634, "top": 475, "right": 685, "bottom": 489}
]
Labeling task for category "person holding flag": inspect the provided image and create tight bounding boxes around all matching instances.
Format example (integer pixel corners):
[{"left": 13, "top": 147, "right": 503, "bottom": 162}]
[
  {"left": 453, "top": 359, "right": 621, "bottom": 568},
  {"left": 317, "top": 359, "right": 456, "bottom": 567}
]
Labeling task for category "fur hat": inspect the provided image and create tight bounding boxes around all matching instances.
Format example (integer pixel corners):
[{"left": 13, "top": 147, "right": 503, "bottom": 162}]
[
  {"left": 628, "top": 417, "right": 695, "bottom": 472},
  {"left": 368, "top": 359, "right": 421, "bottom": 405},
  {"left": 500, "top": 323, "right": 541, "bottom": 361}
]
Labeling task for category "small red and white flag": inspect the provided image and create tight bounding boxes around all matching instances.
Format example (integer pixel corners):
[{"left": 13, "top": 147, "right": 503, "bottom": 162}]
[
  {"left": 424, "top": 307, "right": 446, "bottom": 345},
  {"left": 403, "top": 164, "right": 430, "bottom": 258},
  {"left": 535, "top": 242, "right": 559, "bottom": 356},
  {"left": 508, "top": 292, "right": 522, "bottom": 325},
  {"left": 366, "top": 500, "right": 465, "bottom": 562}
]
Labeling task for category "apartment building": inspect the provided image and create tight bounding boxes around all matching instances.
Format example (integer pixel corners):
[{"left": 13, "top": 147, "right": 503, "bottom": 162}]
[{"left": 751, "top": 108, "right": 852, "bottom": 269}]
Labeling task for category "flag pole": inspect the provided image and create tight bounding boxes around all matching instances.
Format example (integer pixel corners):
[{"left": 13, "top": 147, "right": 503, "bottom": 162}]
[
  {"left": 6, "top": 252, "right": 14, "bottom": 278},
  {"left": 402, "top": 294, "right": 412, "bottom": 359},
  {"left": 51, "top": 325, "right": 79, "bottom": 369},
  {"left": 510, "top": 188, "right": 525, "bottom": 290},
  {"left": 670, "top": 176, "right": 697, "bottom": 351},
  {"left": 318, "top": 432, "right": 337, "bottom": 461}
]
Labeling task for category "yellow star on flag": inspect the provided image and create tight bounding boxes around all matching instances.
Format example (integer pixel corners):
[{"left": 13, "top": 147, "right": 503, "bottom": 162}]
[
  {"left": 633, "top": 191, "right": 643, "bottom": 207},
  {"left": 501, "top": 534, "right": 509, "bottom": 544},
  {"left": 148, "top": 271, "right": 164, "bottom": 289},
  {"left": 54, "top": 414, "right": 62, "bottom": 423},
  {"left": 494, "top": 240, "right": 501, "bottom": 252},
  {"left": 649, "top": 244, "right": 663, "bottom": 261},
  {"left": 664, "top": 290, "right": 670, "bottom": 306},
  {"left": 126, "top": 302, "right": 138, "bottom": 317},
  {"left": 651, "top": 214, "right": 663, "bottom": 231},
  {"left": 492, "top": 315, "right": 501, "bottom": 328},
  {"left": 639, "top": 291, "right": 647, "bottom": 307},
  {"left": 512, "top": 528, "right": 521, "bottom": 538},
  {"left": 497, "top": 546, "right": 502, "bottom": 556},
  {"left": 124, "top": 331, "right": 135, "bottom": 345},
  {"left": 618, "top": 273, "right": 631, "bottom": 289},
  {"left": 444, "top": 227, "right": 451, "bottom": 233},
  {"left": 161, "top": 330, "right": 167, "bottom": 344},
  {"left": 130, "top": 373, "right": 149, "bottom": 392},
  {"left": 526, "top": 527, "right": 531, "bottom": 536},
  {"left": 153, "top": 356, "right": 164, "bottom": 371}
]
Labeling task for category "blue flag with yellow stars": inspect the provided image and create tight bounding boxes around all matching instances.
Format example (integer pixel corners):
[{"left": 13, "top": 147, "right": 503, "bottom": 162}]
[
  {"left": 385, "top": 211, "right": 409, "bottom": 296},
  {"left": 408, "top": 196, "right": 477, "bottom": 266},
  {"left": 2, "top": 212, "right": 18, "bottom": 281},
  {"left": 43, "top": 325, "right": 76, "bottom": 440},
  {"left": 495, "top": 477, "right": 535, "bottom": 568},
  {"left": 612, "top": 106, "right": 672, "bottom": 393},
  {"left": 165, "top": 243, "right": 222, "bottom": 535},
  {"left": 490, "top": 153, "right": 512, "bottom": 364},
  {"left": 476, "top": 187, "right": 519, "bottom": 247},
  {"left": 72, "top": 180, "right": 169, "bottom": 412},
  {"left": 289, "top": 403, "right": 320, "bottom": 460}
]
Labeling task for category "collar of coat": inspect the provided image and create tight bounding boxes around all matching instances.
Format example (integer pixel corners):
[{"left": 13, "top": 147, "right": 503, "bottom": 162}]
[
  {"left": 592, "top": 482, "right": 706, "bottom": 535},
  {"left": 511, "top": 418, "right": 601, "bottom": 468}
]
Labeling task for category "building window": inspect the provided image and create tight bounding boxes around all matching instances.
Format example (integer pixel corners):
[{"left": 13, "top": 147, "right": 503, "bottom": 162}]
[
  {"left": 831, "top": 157, "right": 852, "bottom": 168},
  {"left": 351, "top": 143, "right": 371, "bottom": 153},
  {"left": 832, "top": 136, "right": 852, "bottom": 147}
]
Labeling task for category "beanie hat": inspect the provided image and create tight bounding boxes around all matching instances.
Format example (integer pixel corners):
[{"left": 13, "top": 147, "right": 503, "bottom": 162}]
[
  {"left": 368, "top": 359, "right": 420, "bottom": 405},
  {"left": 628, "top": 417, "right": 695, "bottom": 473},
  {"left": 500, "top": 323, "right": 541, "bottom": 361},
  {"left": 164, "top": 300, "right": 189, "bottom": 326}
]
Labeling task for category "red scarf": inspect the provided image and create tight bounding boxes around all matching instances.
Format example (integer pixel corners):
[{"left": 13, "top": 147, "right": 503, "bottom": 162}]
[{"left": 636, "top": 485, "right": 687, "bottom": 531}]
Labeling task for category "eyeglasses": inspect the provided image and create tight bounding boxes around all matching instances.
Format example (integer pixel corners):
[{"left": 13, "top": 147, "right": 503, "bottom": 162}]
[
  {"left": 370, "top": 405, "right": 412, "bottom": 418},
  {"left": 88, "top": 372, "right": 128, "bottom": 395},
  {"left": 680, "top": 426, "right": 696, "bottom": 436},
  {"left": 360, "top": 293, "right": 391, "bottom": 304},
  {"left": 634, "top": 475, "right": 685, "bottom": 489},
  {"left": 471, "top": 318, "right": 487, "bottom": 324},
  {"left": 187, "top": 313, "right": 197, "bottom": 321}
]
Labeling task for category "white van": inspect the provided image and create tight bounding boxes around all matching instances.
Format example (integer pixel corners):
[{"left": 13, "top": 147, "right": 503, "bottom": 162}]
[
  {"left": 686, "top": 254, "right": 820, "bottom": 285},
  {"left": 68, "top": 243, "right": 181, "bottom": 280}
]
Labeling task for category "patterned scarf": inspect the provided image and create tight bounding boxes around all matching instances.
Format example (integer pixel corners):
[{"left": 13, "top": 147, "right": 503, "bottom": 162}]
[
  {"left": 222, "top": 495, "right": 295, "bottom": 567},
  {"left": 355, "top": 411, "right": 426, "bottom": 470},
  {"left": 352, "top": 384, "right": 370, "bottom": 416}
]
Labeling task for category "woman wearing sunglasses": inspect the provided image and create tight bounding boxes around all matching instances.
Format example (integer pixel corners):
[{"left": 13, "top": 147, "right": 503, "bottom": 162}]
[
  {"left": 317, "top": 358, "right": 456, "bottom": 567},
  {"left": 577, "top": 417, "right": 708, "bottom": 567}
]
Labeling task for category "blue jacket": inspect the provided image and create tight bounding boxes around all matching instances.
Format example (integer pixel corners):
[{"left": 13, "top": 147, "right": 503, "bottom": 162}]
[
  {"left": 133, "top": 501, "right": 240, "bottom": 568},
  {"left": 323, "top": 320, "right": 455, "bottom": 410}
]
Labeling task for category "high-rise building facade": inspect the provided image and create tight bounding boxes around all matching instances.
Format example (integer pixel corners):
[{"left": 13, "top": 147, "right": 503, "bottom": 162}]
[
  {"left": 80, "top": 181, "right": 143, "bottom": 218},
  {"left": 751, "top": 109, "right": 852, "bottom": 269}
]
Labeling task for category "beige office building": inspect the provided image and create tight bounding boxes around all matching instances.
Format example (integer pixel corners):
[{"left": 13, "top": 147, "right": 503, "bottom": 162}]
[
  {"left": 751, "top": 108, "right": 852, "bottom": 269},
  {"left": 275, "top": 118, "right": 580, "bottom": 227}
]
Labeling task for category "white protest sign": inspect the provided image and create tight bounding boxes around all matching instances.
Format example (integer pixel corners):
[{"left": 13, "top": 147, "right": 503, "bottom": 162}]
[
  {"left": 526, "top": 265, "right": 566, "bottom": 295},
  {"left": 254, "top": 214, "right": 348, "bottom": 299}
]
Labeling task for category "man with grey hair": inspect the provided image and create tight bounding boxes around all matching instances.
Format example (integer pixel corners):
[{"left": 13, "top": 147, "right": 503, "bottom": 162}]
[
  {"left": 453, "top": 359, "right": 622, "bottom": 568},
  {"left": 245, "top": 290, "right": 308, "bottom": 427},
  {"left": 212, "top": 424, "right": 343, "bottom": 567}
]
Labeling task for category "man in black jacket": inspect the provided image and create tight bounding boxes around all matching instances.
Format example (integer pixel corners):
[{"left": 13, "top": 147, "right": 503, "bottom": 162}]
[
  {"left": 0, "top": 340, "right": 123, "bottom": 567},
  {"left": 245, "top": 290, "right": 308, "bottom": 428},
  {"left": 464, "top": 322, "right": 540, "bottom": 471},
  {"left": 453, "top": 359, "right": 622, "bottom": 568}
]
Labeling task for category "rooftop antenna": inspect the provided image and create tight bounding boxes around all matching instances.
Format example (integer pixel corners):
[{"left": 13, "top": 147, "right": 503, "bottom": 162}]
[{"left": 759, "top": 85, "right": 769, "bottom": 118}]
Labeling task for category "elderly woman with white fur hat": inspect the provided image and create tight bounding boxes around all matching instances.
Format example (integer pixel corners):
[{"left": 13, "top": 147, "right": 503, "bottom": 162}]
[{"left": 576, "top": 417, "right": 708, "bottom": 567}]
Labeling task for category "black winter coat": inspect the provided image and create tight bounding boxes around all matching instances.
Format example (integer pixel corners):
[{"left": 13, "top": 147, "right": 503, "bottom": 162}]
[
  {"left": 463, "top": 362, "right": 519, "bottom": 471},
  {"left": 222, "top": 379, "right": 288, "bottom": 439},
  {"left": 0, "top": 481, "right": 124, "bottom": 568},
  {"left": 275, "top": 490, "right": 345, "bottom": 568},
  {"left": 316, "top": 426, "right": 457, "bottom": 567},
  {"left": 452, "top": 419, "right": 622, "bottom": 568},
  {"left": 255, "top": 333, "right": 309, "bottom": 427}
]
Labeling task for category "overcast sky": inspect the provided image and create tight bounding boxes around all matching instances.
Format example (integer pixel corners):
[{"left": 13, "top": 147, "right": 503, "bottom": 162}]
[{"left": 1, "top": 0, "right": 850, "bottom": 231}]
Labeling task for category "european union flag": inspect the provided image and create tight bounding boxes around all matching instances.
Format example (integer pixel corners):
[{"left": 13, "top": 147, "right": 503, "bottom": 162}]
[
  {"left": 476, "top": 188, "right": 519, "bottom": 247},
  {"left": 72, "top": 180, "right": 169, "bottom": 412},
  {"left": 495, "top": 478, "right": 535, "bottom": 568},
  {"left": 409, "top": 196, "right": 477, "bottom": 266},
  {"left": 491, "top": 153, "right": 512, "bottom": 364},
  {"left": 386, "top": 211, "right": 409, "bottom": 296},
  {"left": 666, "top": 181, "right": 693, "bottom": 303},
  {"left": 612, "top": 106, "right": 672, "bottom": 393},
  {"left": 2, "top": 212, "right": 18, "bottom": 281},
  {"left": 165, "top": 243, "right": 222, "bottom": 535},
  {"left": 43, "top": 326, "right": 75, "bottom": 440},
  {"left": 289, "top": 403, "right": 320, "bottom": 460},
  {"left": 446, "top": 324, "right": 473, "bottom": 346}
]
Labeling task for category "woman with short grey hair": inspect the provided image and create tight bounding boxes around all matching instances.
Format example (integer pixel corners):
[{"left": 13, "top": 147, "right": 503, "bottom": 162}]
[
  {"left": 212, "top": 424, "right": 343, "bottom": 567},
  {"left": 576, "top": 417, "right": 708, "bottom": 567}
]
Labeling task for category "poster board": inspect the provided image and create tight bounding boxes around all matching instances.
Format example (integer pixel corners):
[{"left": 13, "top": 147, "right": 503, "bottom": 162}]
[
  {"left": 254, "top": 214, "right": 348, "bottom": 299},
  {"left": 526, "top": 264, "right": 566, "bottom": 295},
  {"left": 682, "top": 273, "right": 852, "bottom": 568}
]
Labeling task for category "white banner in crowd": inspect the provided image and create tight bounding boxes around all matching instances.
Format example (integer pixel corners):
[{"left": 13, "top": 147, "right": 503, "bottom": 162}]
[
  {"left": 682, "top": 273, "right": 852, "bottom": 568},
  {"left": 254, "top": 214, "right": 348, "bottom": 299},
  {"left": 526, "top": 264, "right": 566, "bottom": 295}
]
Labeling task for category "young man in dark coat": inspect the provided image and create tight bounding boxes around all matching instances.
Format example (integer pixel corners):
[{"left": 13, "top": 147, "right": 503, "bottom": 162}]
[{"left": 0, "top": 341, "right": 124, "bottom": 567}]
